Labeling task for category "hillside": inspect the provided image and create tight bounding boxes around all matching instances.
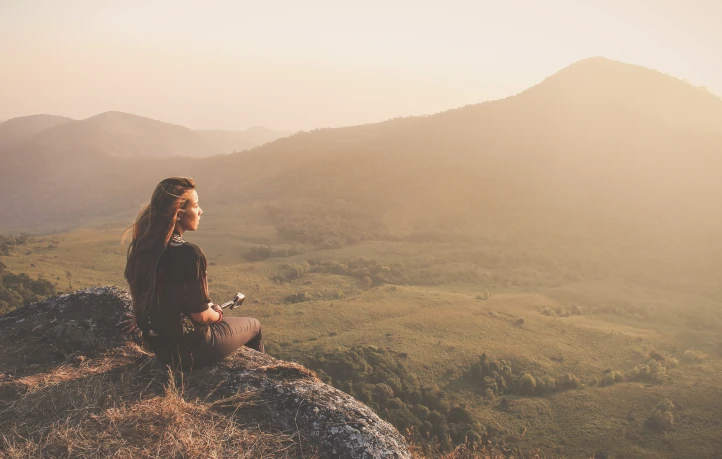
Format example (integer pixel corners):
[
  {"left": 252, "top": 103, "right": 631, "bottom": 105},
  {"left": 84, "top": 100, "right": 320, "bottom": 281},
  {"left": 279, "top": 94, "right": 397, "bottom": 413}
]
[
  {"left": 32, "top": 111, "right": 230, "bottom": 159},
  {"left": 3, "top": 57, "right": 721, "bottom": 237},
  {"left": 209, "top": 56, "right": 722, "bottom": 219},
  {"left": 176, "top": 58, "right": 722, "bottom": 292},
  {"left": 197, "top": 126, "right": 293, "bottom": 154},
  {"left": 0, "top": 112, "right": 290, "bottom": 162},
  {"left": 2, "top": 227, "right": 721, "bottom": 458},
  {"left": 0, "top": 112, "right": 291, "bottom": 230},
  {"left": 0, "top": 114, "right": 74, "bottom": 151}
]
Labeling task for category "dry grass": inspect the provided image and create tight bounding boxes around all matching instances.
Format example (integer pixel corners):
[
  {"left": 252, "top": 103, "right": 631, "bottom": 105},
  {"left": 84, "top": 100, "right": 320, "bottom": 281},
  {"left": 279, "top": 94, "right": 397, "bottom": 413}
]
[
  {"left": 0, "top": 334, "right": 546, "bottom": 459},
  {"left": 407, "top": 439, "right": 545, "bottom": 459},
  {"left": 0, "top": 344, "right": 303, "bottom": 459}
]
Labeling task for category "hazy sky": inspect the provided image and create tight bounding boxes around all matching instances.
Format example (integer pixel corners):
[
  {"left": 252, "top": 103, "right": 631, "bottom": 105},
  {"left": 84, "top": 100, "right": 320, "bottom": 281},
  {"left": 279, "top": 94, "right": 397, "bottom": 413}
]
[{"left": 1, "top": 0, "right": 720, "bottom": 131}]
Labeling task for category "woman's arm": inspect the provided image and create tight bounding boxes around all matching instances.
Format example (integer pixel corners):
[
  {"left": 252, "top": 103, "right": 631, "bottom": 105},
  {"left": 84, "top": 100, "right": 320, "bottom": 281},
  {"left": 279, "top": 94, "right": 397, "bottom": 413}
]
[{"left": 190, "top": 303, "right": 223, "bottom": 325}]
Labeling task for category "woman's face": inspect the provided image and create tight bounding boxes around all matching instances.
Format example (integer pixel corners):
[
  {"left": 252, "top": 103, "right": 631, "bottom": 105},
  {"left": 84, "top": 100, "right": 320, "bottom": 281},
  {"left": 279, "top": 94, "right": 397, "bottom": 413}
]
[{"left": 178, "top": 190, "right": 202, "bottom": 232}]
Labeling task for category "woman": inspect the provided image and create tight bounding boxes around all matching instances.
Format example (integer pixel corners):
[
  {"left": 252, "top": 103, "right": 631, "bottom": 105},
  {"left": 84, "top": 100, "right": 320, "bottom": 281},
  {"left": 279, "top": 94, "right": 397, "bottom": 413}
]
[{"left": 123, "top": 177, "right": 264, "bottom": 371}]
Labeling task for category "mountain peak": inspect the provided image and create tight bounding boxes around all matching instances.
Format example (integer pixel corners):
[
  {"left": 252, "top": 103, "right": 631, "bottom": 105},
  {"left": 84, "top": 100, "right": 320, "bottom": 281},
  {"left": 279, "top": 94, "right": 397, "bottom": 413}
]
[
  {"left": 544, "top": 56, "right": 668, "bottom": 85},
  {"left": 541, "top": 56, "right": 719, "bottom": 98},
  {"left": 563, "top": 55, "right": 624, "bottom": 69},
  {"left": 517, "top": 56, "right": 722, "bottom": 134},
  {"left": 86, "top": 111, "right": 187, "bottom": 129}
]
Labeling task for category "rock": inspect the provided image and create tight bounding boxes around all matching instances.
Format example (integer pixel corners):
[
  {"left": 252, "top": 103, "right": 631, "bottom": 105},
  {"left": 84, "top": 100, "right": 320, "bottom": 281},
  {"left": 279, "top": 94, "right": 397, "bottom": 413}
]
[
  {"left": 0, "top": 287, "right": 139, "bottom": 370},
  {"left": 192, "top": 350, "right": 409, "bottom": 458},
  {"left": 0, "top": 287, "right": 410, "bottom": 459}
]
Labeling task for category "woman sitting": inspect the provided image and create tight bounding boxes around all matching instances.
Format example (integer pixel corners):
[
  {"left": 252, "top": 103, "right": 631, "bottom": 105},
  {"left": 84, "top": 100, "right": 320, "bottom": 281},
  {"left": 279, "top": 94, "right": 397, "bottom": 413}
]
[{"left": 123, "top": 177, "right": 264, "bottom": 371}]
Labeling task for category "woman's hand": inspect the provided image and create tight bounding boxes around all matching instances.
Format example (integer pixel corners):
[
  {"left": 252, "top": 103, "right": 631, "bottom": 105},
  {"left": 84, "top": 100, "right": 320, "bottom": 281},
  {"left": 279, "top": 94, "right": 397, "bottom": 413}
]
[
  {"left": 190, "top": 303, "right": 223, "bottom": 325},
  {"left": 119, "top": 312, "right": 137, "bottom": 333}
]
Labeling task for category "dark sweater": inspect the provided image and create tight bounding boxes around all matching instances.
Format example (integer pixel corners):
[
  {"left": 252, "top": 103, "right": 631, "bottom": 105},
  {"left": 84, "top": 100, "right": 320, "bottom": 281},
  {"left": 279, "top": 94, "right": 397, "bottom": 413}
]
[{"left": 146, "top": 233, "right": 212, "bottom": 350}]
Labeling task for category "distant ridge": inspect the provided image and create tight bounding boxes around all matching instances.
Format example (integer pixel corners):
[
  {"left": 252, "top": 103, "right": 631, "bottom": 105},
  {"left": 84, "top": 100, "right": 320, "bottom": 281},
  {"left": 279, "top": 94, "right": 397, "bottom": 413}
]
[
  {"left": 193, "top": 56, "right": 722, "bottom": 242},
  {"left": 196, "top": 126, "right": 293, "bottom": 154},
  {"left": 32, "top": 111, "right": 227, "bottom": 159},
  {"left": 1, "top": 57, "right": 721, "bottom": 239},
  {"left": 0, "top": 111, "right": 290, "bottom": 160},
  {"left": 0, "top": 114, "right": 74, "bottom": 151}
]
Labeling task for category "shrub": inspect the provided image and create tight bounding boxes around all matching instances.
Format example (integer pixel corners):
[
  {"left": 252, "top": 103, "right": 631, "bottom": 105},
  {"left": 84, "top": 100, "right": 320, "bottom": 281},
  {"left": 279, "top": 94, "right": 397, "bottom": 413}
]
[
  {"left": 601, "top": 370, "right": 624, "bottom": 386},
  {"left": 271, "top": 263, "right": 308, "bottom": 283},
  {"left": 0, "top": 266, "right": 57, "bottom": 314},
  {"left": 0, "top": 234, "right": 32, "bottom": 255},
  {"left": 518, "top": 373, "right": 536, "bottom": 395},
  {"left": 601, "top": 373, "right": 615, "bottom": 386},
  {"left": 283, "top": 291, "right": 310, "bottom": 304},
  {"left": 447, "top": 407, "right": 473, "bottom": 424},
  {"left": 244, "top": 245, "right": 273, "bottom": 261},
  {"left": 464, "top": 354, "right": 579, "bottom": 397},
  {"left": 541, "top": 306, "right": 556, "bottom": 317},
  {"left": 626, "top": 360, "right": 668, "bottom": 384},
  {"left": 540, "top": 375, "right": 556, "bottom": 392},
  {"left": 682, "top": 349, "right": 708, "bottom": 363},
  {"left": 558, "top": 373, "right": 581, "bottom": 389},
  {"left": 291, "top": 344, "right": 483, "bottom": 452},
  {"left": 413, "top": 404, "right": 430, "bottom": 421},
  {"left": 646, "top": 399, "right": 675, "bottom": 431},
  {"left": 627, "top": 364, "right": 649, "bottom": 381},
  {"left": 647, "top": 410, "right": 674, "bottom": 431}
]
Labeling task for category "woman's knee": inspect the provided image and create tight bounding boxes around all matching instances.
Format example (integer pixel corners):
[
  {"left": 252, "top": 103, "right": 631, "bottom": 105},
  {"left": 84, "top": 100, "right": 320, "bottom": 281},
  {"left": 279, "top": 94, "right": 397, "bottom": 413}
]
[
  {"left": 217, "top": 318, "right": 261, "bottom": 344},
  {"left": 235, "top": 316, "right": 261, "bottom": 333}
]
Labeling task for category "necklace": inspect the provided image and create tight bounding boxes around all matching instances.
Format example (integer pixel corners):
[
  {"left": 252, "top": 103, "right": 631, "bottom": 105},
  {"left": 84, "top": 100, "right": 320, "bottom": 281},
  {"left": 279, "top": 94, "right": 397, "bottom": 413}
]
[{"left": 169, "top": 231, "right": 184, "bottom": 247}]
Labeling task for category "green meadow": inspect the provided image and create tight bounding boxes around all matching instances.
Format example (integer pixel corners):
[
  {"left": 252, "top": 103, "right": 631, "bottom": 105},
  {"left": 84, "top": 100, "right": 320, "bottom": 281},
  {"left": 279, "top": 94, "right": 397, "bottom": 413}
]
[{"left": 3, "top": 220, "right": 721, "bottom": 458}]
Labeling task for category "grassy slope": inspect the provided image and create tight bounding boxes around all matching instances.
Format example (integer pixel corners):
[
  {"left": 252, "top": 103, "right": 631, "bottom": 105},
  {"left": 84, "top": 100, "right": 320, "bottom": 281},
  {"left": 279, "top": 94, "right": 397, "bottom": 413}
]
[{"left": 3, "top": 226, "right": 721, "bottom": 458}]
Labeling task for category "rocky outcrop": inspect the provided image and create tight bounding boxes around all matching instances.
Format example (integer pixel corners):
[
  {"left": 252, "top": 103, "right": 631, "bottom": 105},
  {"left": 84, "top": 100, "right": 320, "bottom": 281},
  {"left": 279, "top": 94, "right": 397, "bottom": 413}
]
[
  {"left": 0, "top": 287, "right": 410, "bottom": 458},
  {"left": 195, "top": 345, "right": 410, "bottom": 458}
]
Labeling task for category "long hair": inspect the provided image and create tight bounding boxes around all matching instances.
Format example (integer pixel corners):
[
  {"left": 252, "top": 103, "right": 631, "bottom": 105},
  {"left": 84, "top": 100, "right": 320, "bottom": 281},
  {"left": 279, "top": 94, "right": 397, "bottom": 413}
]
[{"left": 123, "top": 177, "right": 196, "bottom": 327}]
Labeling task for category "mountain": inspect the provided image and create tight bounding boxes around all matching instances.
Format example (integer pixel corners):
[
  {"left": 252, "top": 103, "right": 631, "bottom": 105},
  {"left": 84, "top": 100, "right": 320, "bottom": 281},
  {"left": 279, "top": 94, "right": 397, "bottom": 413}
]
[
  {"left": 0, "top": 112, "right": 291, "bottom": 228},
  {"left": 193, "top": 57, "right": 722, "bottom": 234},
  {"left": 196, "top": 126, "right": 292, "bottom": 154},
  {"left": 522, "top": 56, "right": 722, "bottom": 134},
  {"left": 31, "top": 111, "right": 226, "bottom": 159},
  {"left": 1, "top": 57, "right": 721, "bottom": 250},
  {"left": 0, "top": 114, "right": 74, "bottom": 151},
  {"left": 0, "top": 112, "right": 290, "bottom": 162}
]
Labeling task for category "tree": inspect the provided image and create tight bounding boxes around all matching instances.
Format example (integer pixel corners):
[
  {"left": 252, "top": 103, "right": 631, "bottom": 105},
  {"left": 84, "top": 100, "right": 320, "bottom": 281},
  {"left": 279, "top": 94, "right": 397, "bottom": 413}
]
[{"left": 518, "top": 373, "right": 536, "bottom": 395}]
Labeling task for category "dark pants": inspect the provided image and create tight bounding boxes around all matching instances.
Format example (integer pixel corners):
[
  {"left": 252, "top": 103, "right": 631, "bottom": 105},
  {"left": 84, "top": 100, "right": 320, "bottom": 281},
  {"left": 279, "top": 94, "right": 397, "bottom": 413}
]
[{"left": 153, "top": 317, "right": 264, "bottom": 372}]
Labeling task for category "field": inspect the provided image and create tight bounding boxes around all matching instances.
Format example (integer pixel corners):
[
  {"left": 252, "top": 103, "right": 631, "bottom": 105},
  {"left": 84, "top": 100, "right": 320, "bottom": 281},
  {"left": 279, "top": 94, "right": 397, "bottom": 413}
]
[{"left": 2, "top": 221, "right": 722, "bottom": 458}]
